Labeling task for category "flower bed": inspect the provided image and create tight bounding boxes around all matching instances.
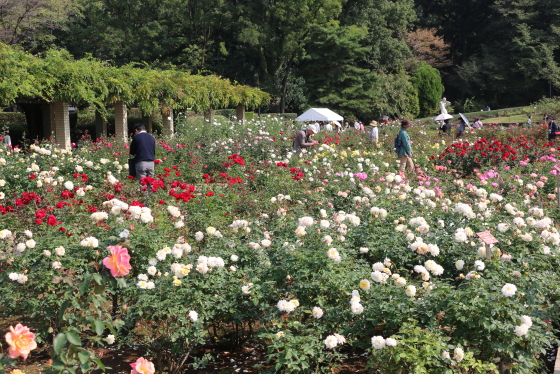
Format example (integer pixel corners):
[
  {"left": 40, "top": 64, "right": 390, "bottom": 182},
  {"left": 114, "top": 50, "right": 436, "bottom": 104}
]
[{"left": 1, "top": 118, "right": 560, "bottom": 374}]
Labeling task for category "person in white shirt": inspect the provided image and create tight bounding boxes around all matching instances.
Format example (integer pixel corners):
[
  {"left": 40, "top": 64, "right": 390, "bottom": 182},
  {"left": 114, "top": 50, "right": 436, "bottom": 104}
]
[{"left": 369, "top": 121, "right": 378, "bottom": 143}]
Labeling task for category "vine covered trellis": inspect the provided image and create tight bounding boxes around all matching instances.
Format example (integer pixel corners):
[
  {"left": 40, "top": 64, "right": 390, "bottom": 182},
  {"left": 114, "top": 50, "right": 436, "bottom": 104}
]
[{"left": 0, "top": 43, "right": 270, "bottom": 114}]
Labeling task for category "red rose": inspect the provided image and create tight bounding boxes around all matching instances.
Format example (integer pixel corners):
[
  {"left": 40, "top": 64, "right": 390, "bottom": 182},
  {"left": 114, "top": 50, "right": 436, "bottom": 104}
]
[
  {"left": 206, "top": 191, "right": 215, "bottom": 196},
  {"left": 29, "top": 174, "right": 36, "bottom": 179},
  {"left": 47, "top": 215, "right": 58, "bottom": 226},
  {"left": 36, "top": 210, "right": 47, "bottom": 219}
]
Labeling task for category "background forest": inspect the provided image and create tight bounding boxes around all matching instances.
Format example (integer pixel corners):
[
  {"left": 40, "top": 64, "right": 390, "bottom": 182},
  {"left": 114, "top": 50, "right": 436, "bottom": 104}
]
[{"left": 2, "top": 0, "right": 559, "bottom": 120}]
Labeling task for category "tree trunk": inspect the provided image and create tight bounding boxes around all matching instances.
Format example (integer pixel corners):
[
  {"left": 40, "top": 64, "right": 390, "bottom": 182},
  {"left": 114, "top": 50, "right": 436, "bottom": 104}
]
[{"left": 19, "top": 103, "right": 44, "bottom": 141}]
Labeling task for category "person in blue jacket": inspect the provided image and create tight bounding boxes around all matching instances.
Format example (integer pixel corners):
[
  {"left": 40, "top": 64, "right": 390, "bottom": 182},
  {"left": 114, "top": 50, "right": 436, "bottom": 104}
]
[
  {"left": 397, "top": 119, "right": 414, "bottom": 177},
  {"left": 129, "top": 123, "right": 156, "bottom": 181}
]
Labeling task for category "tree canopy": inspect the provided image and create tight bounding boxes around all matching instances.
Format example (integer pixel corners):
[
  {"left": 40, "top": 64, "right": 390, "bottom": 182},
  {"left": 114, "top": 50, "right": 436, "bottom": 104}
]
[
  {"left": 0, "top": 44, "right": 269, "bottom": 114},
  {"left": 4, "top": 0, "right": 560, "bottom": 116}
]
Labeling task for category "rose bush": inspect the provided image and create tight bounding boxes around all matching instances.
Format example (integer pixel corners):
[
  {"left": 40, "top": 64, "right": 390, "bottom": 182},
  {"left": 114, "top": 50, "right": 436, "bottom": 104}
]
[{"left": 1, "top": 116, "right": 559, "bottom": 373}]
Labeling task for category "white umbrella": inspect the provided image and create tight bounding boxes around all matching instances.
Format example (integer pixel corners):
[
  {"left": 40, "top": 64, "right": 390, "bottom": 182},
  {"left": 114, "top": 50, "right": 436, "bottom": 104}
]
[
  {"left": 459, "top": 113, "right": 471, "bottom": 128},
  {"left": 434, "top": 113, "right": 453, "bottom": 121}
]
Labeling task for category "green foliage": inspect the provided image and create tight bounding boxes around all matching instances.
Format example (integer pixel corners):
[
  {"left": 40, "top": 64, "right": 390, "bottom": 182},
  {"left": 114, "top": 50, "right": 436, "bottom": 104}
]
[
  {"left": 1, "top": 117, "right": 560, "bottom": 374},
  {"left": 411, "top": 62, "right": 444, "bottom": 117},
  {"left": 301, "top": 24, "right": 379, "bottom": 121},
  {"left": 0, "top": 43, "right": 270, "bottom": 114},
  {"left": 373, "top": 71, "right": 420, "bottom": 119}
]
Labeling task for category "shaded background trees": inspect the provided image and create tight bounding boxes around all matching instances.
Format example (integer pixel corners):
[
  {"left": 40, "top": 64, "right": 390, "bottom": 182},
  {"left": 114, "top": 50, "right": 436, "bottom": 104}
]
[{"left": 4, "top": 0, "right": 560, "bottom": 119}]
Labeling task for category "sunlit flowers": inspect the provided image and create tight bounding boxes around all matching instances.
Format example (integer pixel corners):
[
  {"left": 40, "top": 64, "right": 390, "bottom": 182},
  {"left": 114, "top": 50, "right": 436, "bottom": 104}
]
[
  {"left": 453, "top": 347, "right": 464, "bottom": 362},
  {"left": 371, "top": 336, "right": 386, "bottom": 349},
  {"left": 80, "top": 236, "right": 99, "bottom": 248},
  {"left": 312, "top": 307, "right": 324, "bottom": 319},
  {"left": 324, "top": 335, "right": 338, "bottom": 349},
  {"left": 102, "top": 245, "right": 132, "bottom": 277},
  {"left": 327, "top": 248, "right": 341, "bottom": 263},
  {"left": 5, "top": 324, "right": 37, "bottom": 359},
  {"left": 277, "top": 299, "right": 298, "bottom": 313},
  {"left": 130, "top": 357, "right": 155, "bottom": 374},
  {"left": 501, "top": 283, "right": 517, "bottom": 297},
  {"left": 405, "top": 285, "right": 416, "bottom": 297},
  {"left": 298, "top": 216, "right": 314, "bottom": 226}
]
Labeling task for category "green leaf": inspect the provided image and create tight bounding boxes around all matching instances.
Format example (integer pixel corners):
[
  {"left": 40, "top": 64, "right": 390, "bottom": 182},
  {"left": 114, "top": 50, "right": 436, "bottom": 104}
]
[
  {"left": 93, "top": 273, "right": 104, "bottom": 285},
  {"left": 80, "top": 273, "right": 93, "bottom": 295},
  {"left": 51, "top": 359, "right": 65, "bottom": 370},
  {"left": 78, "top": 350, "right": 90, "bottom": 364},
  {"left": 93, "top": 285, "right": 105, "bottom": 295},
  {"left": 53, "top": 333, "right": 67, "bottom": 354},
  {"left": 116, "top": 277, "right": 127, "bottom": 288},
  {"left": 93, "top": 320, "right": 105, "bottom": 335},
  {"left": 93, "top": 357, "right": 106, "bottom": 371},
  {"left": 80, "top": 362, "right": 92, "bottom": 372},
  {"left": 67, "top": 331, "right": 82, "bottom": 346},
  {"left": 58, "top": 300, "right": 71, "bottom": 323}
]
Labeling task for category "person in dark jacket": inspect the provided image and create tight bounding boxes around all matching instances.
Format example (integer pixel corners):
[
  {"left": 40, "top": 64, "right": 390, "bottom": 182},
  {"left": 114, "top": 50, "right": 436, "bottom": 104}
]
[
  {"left": 547, "top": 116, "right": 559, "bottom": 141},
  {"left": 129, "top": 123, "right": 156, "bottom": 180}
]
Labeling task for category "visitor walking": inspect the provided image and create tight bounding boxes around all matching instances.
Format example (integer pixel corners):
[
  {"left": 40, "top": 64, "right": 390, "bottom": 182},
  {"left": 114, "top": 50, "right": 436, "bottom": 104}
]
[
  {"left": 456, "top": 117, "right": 467, "bottom": 138},
  {"left": 293, "top": 124, "right": 319, "bottom": 153},
  {"left": 547, "top": 116, "right": 559, "bottom": 141},
  {"left": 129, "top": 123, "right": 156, "bottom": 181},
  {"left": 396, "top": 119, "right": 414, "bottom": 177}
]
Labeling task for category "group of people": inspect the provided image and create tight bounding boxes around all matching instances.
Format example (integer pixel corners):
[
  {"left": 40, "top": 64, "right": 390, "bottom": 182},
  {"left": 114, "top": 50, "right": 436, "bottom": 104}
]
[
  {"left": 438, "top": 117, "right": 483, "bottom": 138},
  {"left": 293, "top": 118, "right": 418, "bottom": 178}
]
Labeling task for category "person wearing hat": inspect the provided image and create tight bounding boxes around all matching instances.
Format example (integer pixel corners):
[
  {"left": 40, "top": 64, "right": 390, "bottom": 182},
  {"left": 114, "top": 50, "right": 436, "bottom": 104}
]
[
  {"left": 368, "top": 121, "right": 378, "bottom": 143},
  {"left": 293, "top": 124, "right": 319, "bottom": 152},
  {"left": 547, "top": 115, "right": 559, "bottom": 141}
]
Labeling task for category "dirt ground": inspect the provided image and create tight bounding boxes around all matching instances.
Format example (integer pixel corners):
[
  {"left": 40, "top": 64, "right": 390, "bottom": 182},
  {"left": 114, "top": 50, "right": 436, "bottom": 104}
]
[{"left": 6, "top": 343, "right": 369, "bottom": 374}]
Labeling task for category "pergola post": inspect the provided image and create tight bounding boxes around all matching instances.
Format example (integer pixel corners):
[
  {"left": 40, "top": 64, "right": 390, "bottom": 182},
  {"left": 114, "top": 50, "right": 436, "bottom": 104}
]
[
  {"left": 204, "top": 109, "right": 215, "bottom": 124},
  {"left": 95, "top": 110, "right": 107, "bottom": 139},
  {"left": 114, "top": 101, "right": 128, "bottom": 140},
  {"left": 142, "top": 114, "right": 153, "bottom": 134},
  {"left": 236, "top": 104, "right": 245, "bottom": 123},
  {"left": 162, "top": 108, "right": 174, "bottom": 136},
  {"left": 42, "top": 103, "right": 52, "bottom": 139},
  {"left": 51, "top": 101, "right": 70, "bottom": 149}
]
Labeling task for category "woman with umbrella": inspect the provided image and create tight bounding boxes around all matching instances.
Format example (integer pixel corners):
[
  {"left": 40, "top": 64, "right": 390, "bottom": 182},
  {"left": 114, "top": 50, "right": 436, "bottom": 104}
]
[{"left": 456, "top": 113, "right": 470, "bottom": 138}]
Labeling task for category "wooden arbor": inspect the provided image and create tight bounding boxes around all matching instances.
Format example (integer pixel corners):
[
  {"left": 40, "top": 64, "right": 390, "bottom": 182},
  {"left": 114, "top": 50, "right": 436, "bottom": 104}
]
[{"left": 0, "top": 44, "right": 269, "bottom": 148}]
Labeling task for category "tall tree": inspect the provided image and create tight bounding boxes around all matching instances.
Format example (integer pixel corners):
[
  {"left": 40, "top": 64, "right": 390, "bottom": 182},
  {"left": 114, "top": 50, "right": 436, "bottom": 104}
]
[
  {"left": 410, "top": 61, "right": 444, "bottom": 117},
  {"left": 0, "top": 0, "right": 77, "bottom": 50},
  {"left": 231, "top": 0, "right": 344, "bottom": 113},
  {"left": 341, "top": 0, "right": 416, "bottom": 72},
  {"left": 300, "top": 23, "right": 379, "bottom": 120}
]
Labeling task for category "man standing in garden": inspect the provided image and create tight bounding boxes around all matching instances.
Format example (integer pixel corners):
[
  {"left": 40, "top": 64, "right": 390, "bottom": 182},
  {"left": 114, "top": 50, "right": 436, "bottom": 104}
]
[
  {"left": 396, "top": 119, "right": 414, "bottom": 177},
  {"left": 129, "top": 123, "right": 156, "bottom": 181},
  {"left": 547, "top": 116, "right": 559, "bottom": 142}
]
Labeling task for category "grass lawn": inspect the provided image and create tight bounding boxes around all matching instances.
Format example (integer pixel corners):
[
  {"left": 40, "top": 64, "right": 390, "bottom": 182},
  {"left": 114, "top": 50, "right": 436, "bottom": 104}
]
[{"left": 481, "top": 114, "right": 529, "bottom": 124}]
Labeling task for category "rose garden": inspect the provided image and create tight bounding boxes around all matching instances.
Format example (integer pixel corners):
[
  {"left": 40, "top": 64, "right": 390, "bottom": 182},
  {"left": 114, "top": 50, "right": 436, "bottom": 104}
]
[{"left": 1, "top": 103, "right": 560, "bottom": 374}]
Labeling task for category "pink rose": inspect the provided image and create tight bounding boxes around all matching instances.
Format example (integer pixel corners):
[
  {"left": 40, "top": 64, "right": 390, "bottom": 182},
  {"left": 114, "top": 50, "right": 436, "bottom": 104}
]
[
  {"left": 5, "top": 324, "right": 37, "bottom": 360},
  {"left": 103, "top": 245, "right": 132, "bottom": 277},
  {"left": 131, "top": 357, "right": 155, "bottom": 374}
]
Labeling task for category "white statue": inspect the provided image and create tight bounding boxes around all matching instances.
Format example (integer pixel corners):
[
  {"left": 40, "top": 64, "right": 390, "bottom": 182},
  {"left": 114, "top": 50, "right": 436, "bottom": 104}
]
[
  {"left": 434, "top": 97, "right": 453, "bottom": 121},
  {"left": 439, "top": 97, "right": 451, "bottom": 115}
]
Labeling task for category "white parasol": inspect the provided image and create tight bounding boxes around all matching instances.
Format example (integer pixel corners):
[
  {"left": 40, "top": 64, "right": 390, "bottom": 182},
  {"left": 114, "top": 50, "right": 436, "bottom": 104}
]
[
  {"left": 459, "top": 113, "right": 472, "bottom": 128},
  {"left": 434, "top": 113, "right": 453, "bottom": 121}
]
